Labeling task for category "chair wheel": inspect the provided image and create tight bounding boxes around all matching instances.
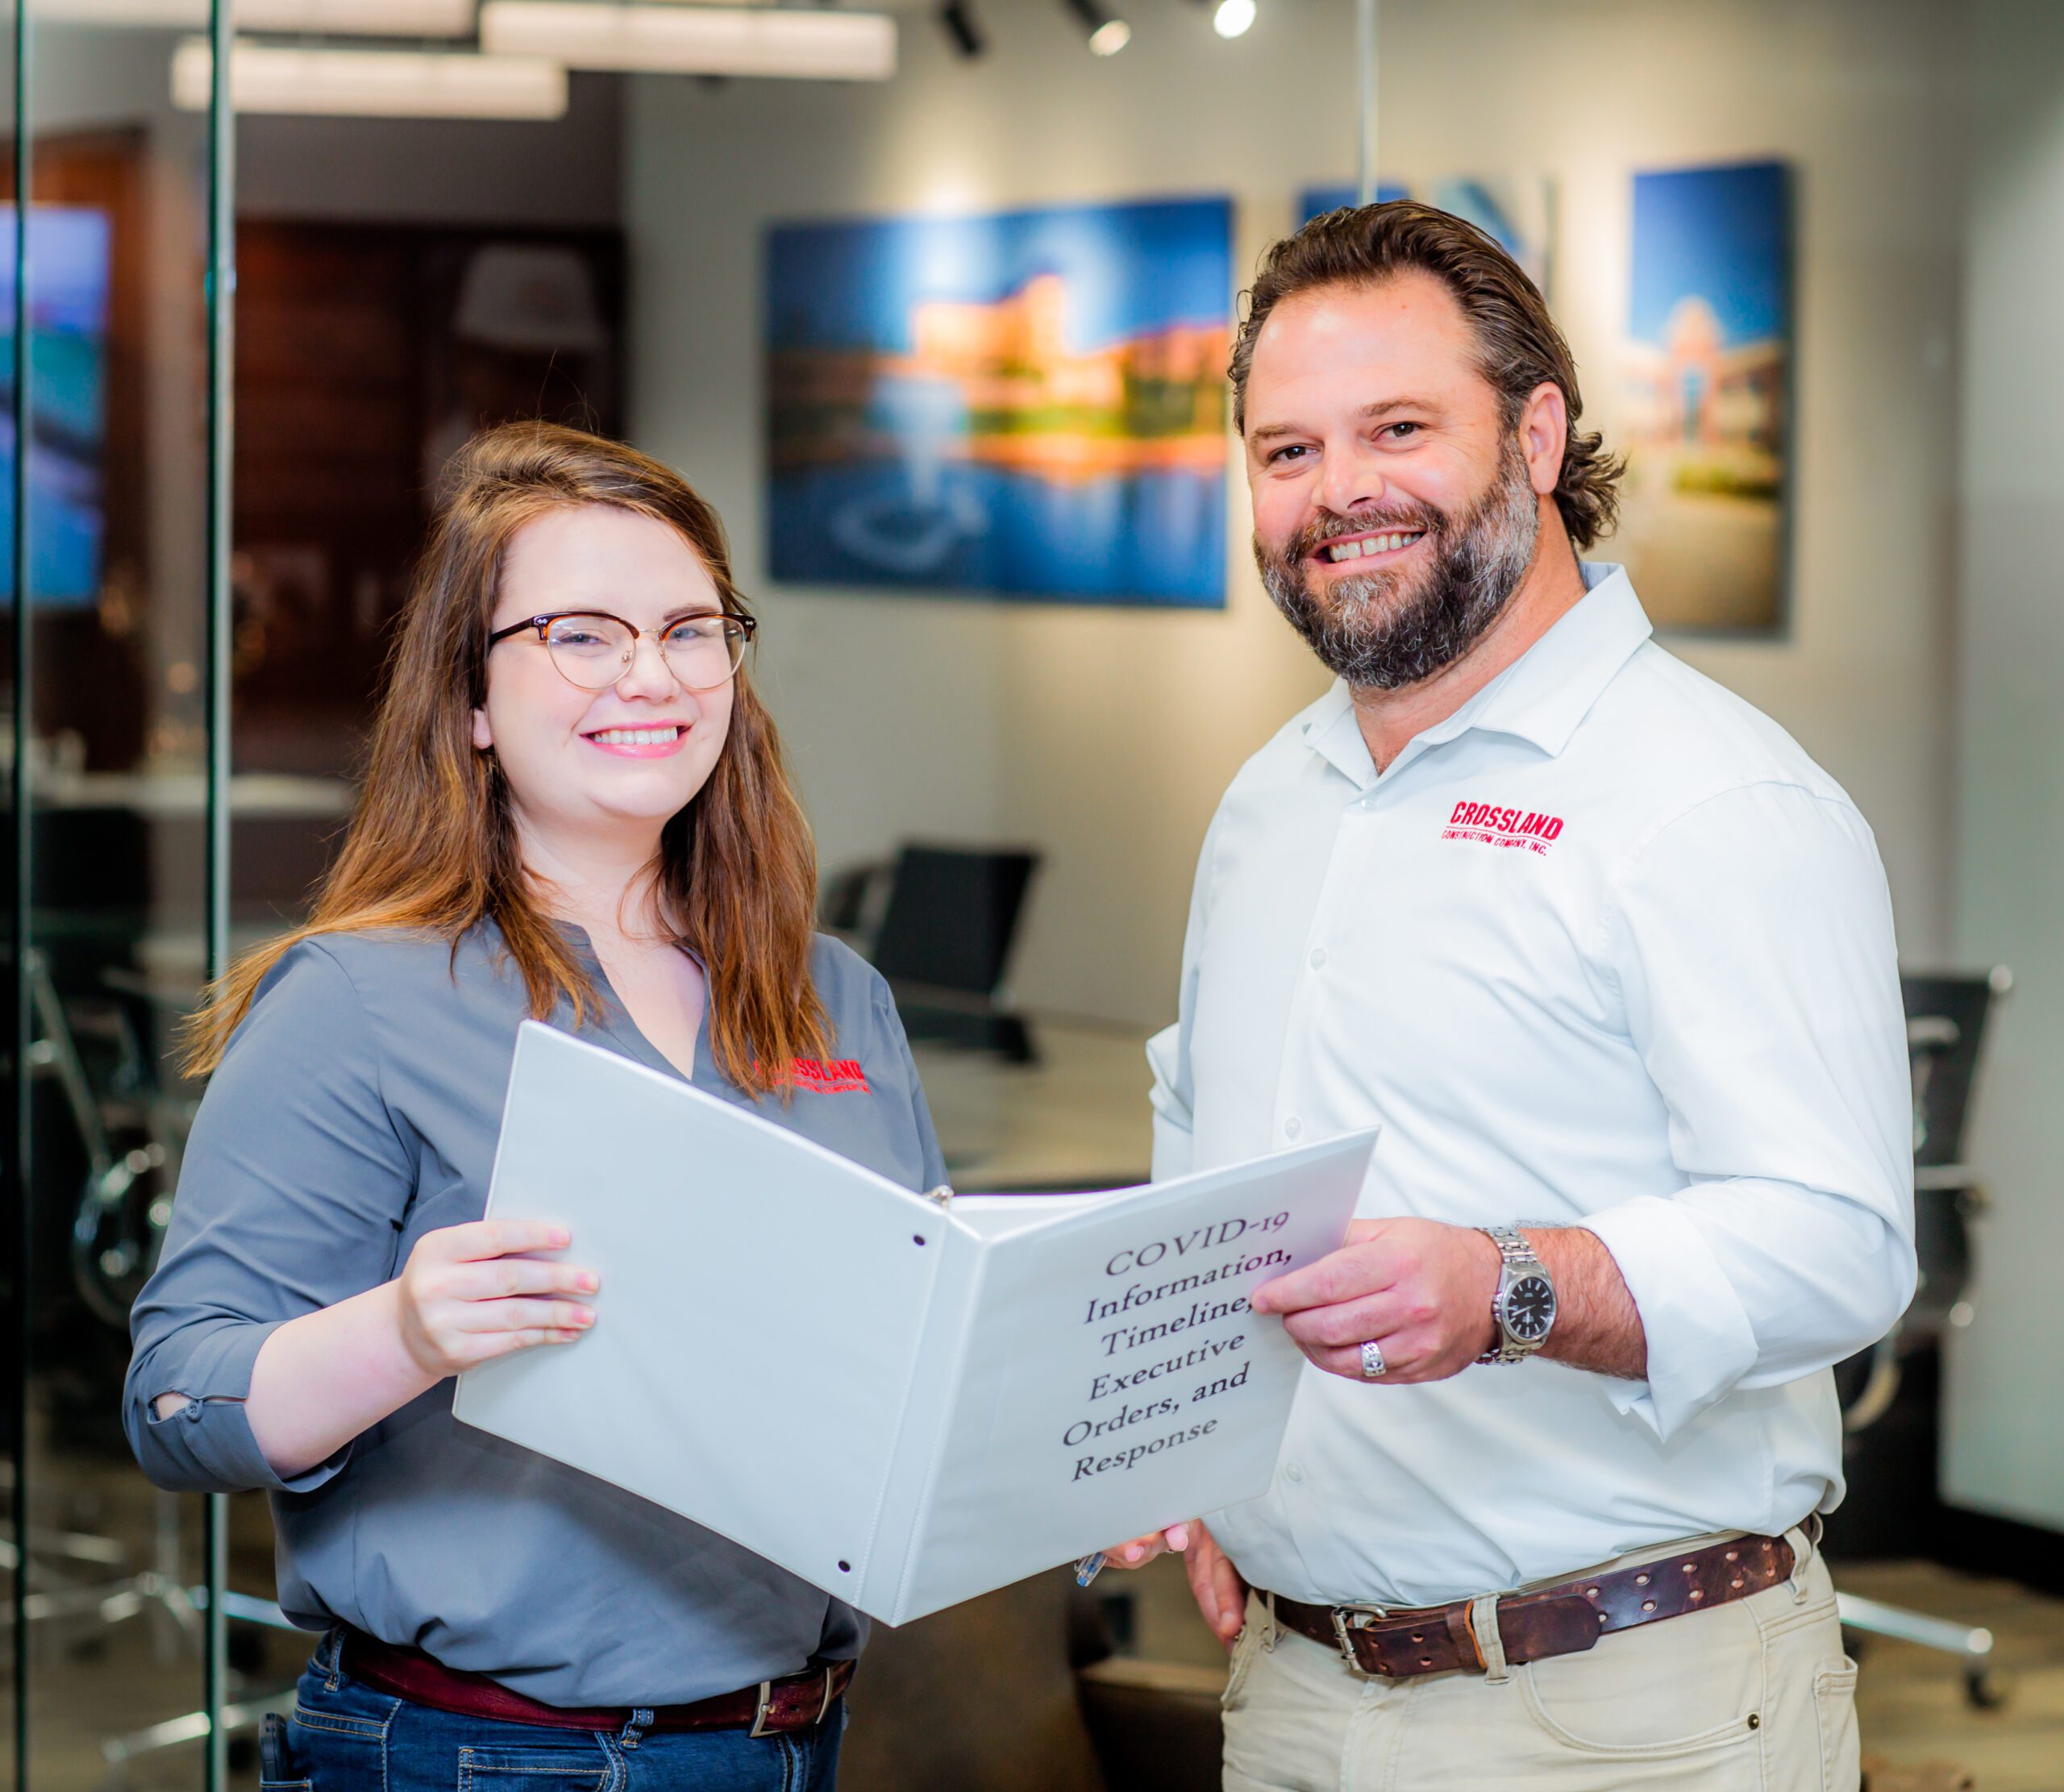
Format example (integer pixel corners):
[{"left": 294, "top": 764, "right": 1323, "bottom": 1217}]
[{"left": 1964, "top": 1666, "right": 2008, "bottom": 1709}]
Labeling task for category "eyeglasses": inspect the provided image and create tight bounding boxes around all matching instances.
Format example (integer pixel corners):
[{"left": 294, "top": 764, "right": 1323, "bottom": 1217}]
[{"left": 486, "top": 609, "right": 757, "bottom": 693}]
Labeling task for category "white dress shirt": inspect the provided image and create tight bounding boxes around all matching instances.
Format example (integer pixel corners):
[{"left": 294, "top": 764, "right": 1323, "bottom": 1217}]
[{"left": 1146, "top": 564, "right": 1915, "bottom": 1607}]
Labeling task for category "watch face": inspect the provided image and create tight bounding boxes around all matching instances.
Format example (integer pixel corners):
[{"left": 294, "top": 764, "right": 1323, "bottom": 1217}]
[{"left": 1505, "top": 1274, "right": 1557, "bottom": 1342}]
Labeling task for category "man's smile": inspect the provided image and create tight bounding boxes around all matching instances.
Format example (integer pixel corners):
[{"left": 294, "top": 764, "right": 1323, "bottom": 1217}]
[{"left": 1310, "top": 527, "right": 1428, "bottom": 568}]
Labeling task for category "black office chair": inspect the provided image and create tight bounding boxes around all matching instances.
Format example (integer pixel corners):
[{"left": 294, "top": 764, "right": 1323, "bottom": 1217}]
[
  {"left": 822, "top": 843, "right": 1042, "bottom": 1062},
  {"left": 1833, "top": 967, "right": 2012, "bottom": 1708}
]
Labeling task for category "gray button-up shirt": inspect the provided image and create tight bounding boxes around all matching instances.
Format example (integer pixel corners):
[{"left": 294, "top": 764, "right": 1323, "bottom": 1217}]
[{"left": 125, "top": 923, "right": 947, "bottom": 1707}]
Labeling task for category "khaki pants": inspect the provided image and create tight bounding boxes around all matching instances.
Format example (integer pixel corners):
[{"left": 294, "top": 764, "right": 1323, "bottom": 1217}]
[{"left": 1221, "top": 1527, "right": 1860, "bottom": 1792}]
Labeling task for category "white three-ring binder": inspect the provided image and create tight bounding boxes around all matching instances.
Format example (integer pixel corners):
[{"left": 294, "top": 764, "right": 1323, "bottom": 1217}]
[{"left": 455, "top": 1022, "right": 1374, "bottom": 1625}]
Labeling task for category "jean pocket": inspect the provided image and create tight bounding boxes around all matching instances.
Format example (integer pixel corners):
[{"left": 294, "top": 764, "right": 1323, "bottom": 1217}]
[
  {"left": 1813, "top": 1661, "right": 1861, "bottom": 1790},
  {"left": 1517, "top": 1601, "right": 1766, "bottom": 1763},
  {"left": 455, "top": 1741, "right": 612, "bottom": 1792}
]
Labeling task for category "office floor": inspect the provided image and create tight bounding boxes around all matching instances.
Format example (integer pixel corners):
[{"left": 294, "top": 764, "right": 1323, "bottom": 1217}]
[{"left": 1840, "top": 1561, "right": 2064, "bottom": 1792}]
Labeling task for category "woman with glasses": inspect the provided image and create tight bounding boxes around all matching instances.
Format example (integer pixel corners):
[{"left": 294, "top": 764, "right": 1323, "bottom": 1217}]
[{"left": 123, "top": 422, "right": 944, "bottom": 1792}]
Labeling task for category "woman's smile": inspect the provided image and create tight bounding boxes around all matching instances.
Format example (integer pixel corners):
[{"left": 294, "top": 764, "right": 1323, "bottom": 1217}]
[{"left": 582, "top": 721, "right": 692, "bottom": 758}]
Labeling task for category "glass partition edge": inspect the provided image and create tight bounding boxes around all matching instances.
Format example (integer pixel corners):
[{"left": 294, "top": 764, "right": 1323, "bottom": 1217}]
[
  {"left": 8, "top": 11, "right": 31, "bottom": 1785},
  {"left": 204, "top": 0, "right": 236, "bottom": 1787}
]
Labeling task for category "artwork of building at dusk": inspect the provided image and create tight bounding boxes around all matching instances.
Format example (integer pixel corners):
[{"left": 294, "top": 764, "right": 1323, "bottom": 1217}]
[{"left": 764, "top": 197, "right": 1230, "bottom": 607}]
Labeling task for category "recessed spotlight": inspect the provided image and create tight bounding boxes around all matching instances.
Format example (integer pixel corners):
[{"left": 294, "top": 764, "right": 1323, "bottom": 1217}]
[
  {"left": 1063, "top": 0, "right": 1130, "bottom": 56},
  {"left": 1213, "top": 0, "right": 1255, "bottom": 37}
]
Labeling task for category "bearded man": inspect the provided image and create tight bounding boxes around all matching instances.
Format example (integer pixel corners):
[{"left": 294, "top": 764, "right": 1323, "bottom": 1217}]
[{"left": 1125, "top": 204, "right": 1911, "bottom": 1792}]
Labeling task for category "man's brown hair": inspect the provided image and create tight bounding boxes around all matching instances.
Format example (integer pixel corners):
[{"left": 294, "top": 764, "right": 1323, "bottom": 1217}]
[{"left": 1230, "top": 200, "right": 1624, "bottom": 551}]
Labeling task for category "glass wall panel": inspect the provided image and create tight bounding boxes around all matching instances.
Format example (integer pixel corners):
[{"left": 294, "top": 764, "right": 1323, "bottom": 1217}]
[{"left": 6, "top": 5, "right": 231, "bottom": 1788}]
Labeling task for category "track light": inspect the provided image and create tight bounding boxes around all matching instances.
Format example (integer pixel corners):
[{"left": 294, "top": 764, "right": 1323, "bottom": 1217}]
[
  {"left": 1212, "top": 0, "right": 1255, "bottom": 37},
  {"left": 938, "top": 0, "right": 983, "bottom": 58},
  {"left": 1063, "top": 0, "right": 1129, "bottom": 56}
]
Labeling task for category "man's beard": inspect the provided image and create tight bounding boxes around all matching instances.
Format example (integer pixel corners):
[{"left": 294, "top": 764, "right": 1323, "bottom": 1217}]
[{"left": 1256, "top": 443, "right": 1542, "bottom": 691}]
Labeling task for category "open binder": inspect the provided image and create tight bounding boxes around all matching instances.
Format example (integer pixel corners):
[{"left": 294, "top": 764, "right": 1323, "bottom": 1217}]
[{"left": 454, "top": 1023, "right": 1375, "bottom": 1625}]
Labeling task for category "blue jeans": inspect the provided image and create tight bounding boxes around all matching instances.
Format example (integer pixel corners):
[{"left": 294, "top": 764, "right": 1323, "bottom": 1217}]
[{"left": 262, "top": 1632, "right": 845, "bottom": 1792}]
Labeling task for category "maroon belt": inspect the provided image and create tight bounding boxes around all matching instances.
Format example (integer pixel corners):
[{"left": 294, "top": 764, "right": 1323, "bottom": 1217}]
[
  {"left": 339, "top": 1631, "right": 853, "bottom": 1737},
  {"left": 1266, "top": 1532, "right": 1796, "bottom": 1681}
]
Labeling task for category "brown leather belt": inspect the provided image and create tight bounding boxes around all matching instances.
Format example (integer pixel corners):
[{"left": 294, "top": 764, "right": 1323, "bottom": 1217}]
[
  {"left": 1267, "top": 1532, "right": 1796, "bottom": 1680},
  {"left": 339, "top": 1630, "right": 853, "bottom": 1737}
]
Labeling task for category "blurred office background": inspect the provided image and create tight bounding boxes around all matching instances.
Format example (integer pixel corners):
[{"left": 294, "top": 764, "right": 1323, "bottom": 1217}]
[{"left": 3, "top": 1, "right": 2062, "bottom": 1788}]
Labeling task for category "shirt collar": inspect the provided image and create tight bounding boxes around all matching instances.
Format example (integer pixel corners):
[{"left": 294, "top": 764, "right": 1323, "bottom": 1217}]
[{"left": 1301, "top": 562, "right": 1653, "bottom": 786}]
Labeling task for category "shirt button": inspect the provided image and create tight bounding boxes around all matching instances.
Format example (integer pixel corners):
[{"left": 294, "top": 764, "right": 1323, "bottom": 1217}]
[
  {"left": 1284, "top": 1116, "right": 1303, "bottom": 1140},
  {"left": 1309, "top": 947, "right": 1328, "bottom": 970},
  {"left": 1284, "top": 1461, "right": 1305, "bottom": 1483}
]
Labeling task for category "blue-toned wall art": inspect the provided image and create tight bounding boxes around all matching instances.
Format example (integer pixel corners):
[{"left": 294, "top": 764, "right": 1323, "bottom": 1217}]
[
  {"left": 0, "top": 206, "right": 112, "bottom": 607},
  {"left": 764, "top": 197, "right": 1231, "bottom": 608},
  {"left": 1617, "top": 160, "right": 1791, "bottom": 633},
  {"left": 1298, "top": 177, "right": 1552, "bottom": 292}
]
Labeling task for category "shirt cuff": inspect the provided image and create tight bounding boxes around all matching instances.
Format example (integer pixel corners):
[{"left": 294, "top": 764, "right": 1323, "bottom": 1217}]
[
  {"left": 142, "top": 1319, "right": 352, "bottom": 1495},
  {"left": 1575, "top": 1196, "right": 1761, "bottom": 1439}
]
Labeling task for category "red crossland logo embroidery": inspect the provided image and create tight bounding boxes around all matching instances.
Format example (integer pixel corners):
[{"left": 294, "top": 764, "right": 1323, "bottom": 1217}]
[
  {"left": 790, "top": 1058, "right": 870, "bottom": 1093},
  {"left": 1442, "top": 800, "right": 1565, "bottom": 855}
]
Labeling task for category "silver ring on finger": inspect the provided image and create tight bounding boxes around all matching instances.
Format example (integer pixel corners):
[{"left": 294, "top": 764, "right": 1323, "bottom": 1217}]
[{"left": 1359, "top": 1340, "right": 1388, "bottom": 1380}]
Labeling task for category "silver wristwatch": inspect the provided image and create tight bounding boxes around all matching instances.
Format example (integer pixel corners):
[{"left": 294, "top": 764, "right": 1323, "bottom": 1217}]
[{"left": 1476, "top": 1226, "right": 1558, "bottom": 1365}]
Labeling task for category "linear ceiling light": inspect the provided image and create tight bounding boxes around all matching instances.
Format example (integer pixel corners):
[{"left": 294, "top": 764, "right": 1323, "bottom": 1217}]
[
  {"left": 478, "top": 3, "right": 897, "bottom": 80},
  {"left": 171, "top": 39, "right": 568, "bottom": 118},
  {"left": 1062, "top": 0, "right": 1128, "bottom": 57},
  {"left": 41, "top": 0, "right": 474, "bottom": 31}
]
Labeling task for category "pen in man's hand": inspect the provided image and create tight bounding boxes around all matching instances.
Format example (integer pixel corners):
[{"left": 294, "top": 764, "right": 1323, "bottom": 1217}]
[{"left": 1074, "top": 1552, "right": 1106, "bottom": 1588}]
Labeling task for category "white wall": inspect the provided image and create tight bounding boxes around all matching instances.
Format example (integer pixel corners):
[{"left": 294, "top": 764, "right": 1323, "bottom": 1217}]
[
  {"left": 626, "top": 0, "right": 1967, "bottom": 1028},
  {"left": 1943, "top": 0, "right": 2064, "bottom": 1530}
]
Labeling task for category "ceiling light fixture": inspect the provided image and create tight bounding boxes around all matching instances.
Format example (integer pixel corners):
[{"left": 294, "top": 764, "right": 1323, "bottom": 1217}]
[
  {"left": 41, "top": 0, "right": 473, "bottom": 31},
  {"left": 938, "top": 0, "right": 983, "bottom": 59},
  {"left": 477, "top": 2, "right": 897, "bottom": 80},
  {"left": 1063, "top": 0, "right": 1128, "bottom": 56},
  {"left": 170, "top": 38, "right": 568, "bottom": 118},
  {"left": 1212, "top": 0, "right": 1255, "bottom": 38}
]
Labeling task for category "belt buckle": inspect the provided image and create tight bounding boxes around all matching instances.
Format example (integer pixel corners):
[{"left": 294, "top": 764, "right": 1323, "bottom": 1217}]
[
  {"left": 1330, "top": 1603, "right": 1388, "bottom": 1674},
  {"left": 750, "top": 1669, "right": 835, "bottom": 1739}
]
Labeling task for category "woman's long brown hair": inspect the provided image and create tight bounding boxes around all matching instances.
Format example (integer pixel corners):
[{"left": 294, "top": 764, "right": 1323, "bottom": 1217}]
[{"left": 182, "top": 422, "right": 830, "bottom": 1096}]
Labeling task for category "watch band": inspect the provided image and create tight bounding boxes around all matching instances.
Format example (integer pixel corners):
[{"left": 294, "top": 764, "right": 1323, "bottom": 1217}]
[
  {"left": 1478, "top": 1225, "right": 1544, "bottom": 1366},
  {"left": 1482, "top": 1225, "right": 1533, "bottom": 1267}
]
